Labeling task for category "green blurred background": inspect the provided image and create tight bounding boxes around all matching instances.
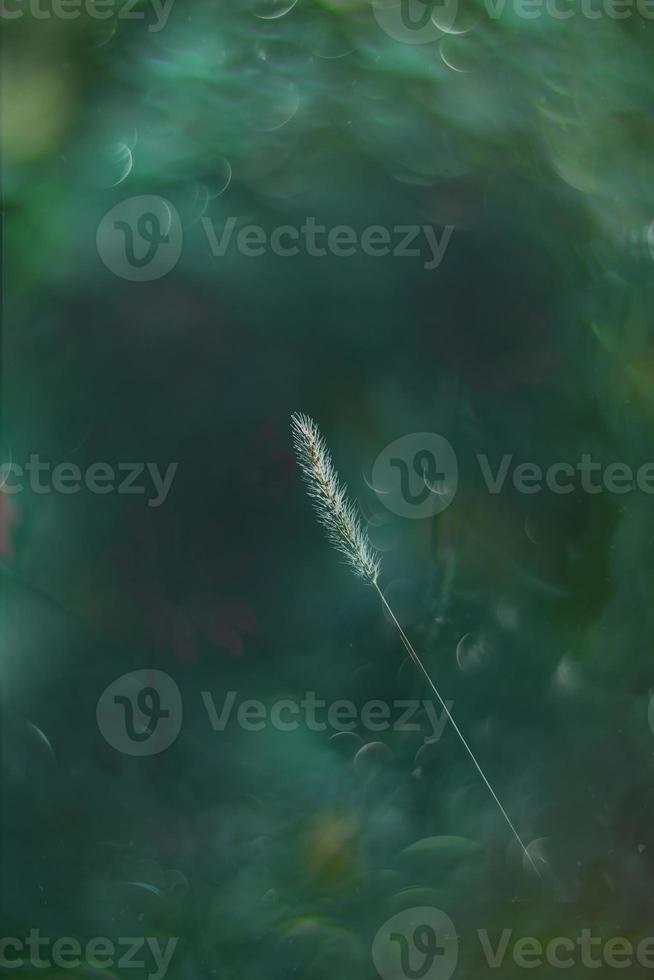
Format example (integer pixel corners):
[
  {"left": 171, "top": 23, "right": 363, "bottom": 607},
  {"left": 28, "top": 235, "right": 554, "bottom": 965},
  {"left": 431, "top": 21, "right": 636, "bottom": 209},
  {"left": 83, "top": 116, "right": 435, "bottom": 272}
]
[{"left": 4, "top": 1, "right": 654, "bottom": 977}]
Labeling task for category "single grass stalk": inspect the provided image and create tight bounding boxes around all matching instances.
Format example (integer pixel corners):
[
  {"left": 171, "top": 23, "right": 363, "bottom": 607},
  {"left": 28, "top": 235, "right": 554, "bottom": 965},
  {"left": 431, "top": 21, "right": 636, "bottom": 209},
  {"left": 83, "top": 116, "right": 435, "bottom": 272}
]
[{"left": 291, "top": 412, "right": 539, "bottom": 876}]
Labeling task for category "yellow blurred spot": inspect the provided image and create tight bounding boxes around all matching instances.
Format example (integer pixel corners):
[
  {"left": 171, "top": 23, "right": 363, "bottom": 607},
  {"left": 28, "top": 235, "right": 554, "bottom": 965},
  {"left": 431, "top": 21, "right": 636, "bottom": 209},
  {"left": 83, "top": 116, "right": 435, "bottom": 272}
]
[
  {"left": 303, "top": 812, "right": 360, "bottom": 891},
  {"left": 2, "top": 55, "right": 74, "bottom": 163}
]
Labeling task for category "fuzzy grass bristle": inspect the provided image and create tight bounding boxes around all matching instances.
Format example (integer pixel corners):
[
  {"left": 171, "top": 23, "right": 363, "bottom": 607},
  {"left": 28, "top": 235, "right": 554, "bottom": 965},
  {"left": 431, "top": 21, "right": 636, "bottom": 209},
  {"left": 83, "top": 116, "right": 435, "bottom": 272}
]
[{"left": 290, "top": 412, "right": 381, "bottom": 585}]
